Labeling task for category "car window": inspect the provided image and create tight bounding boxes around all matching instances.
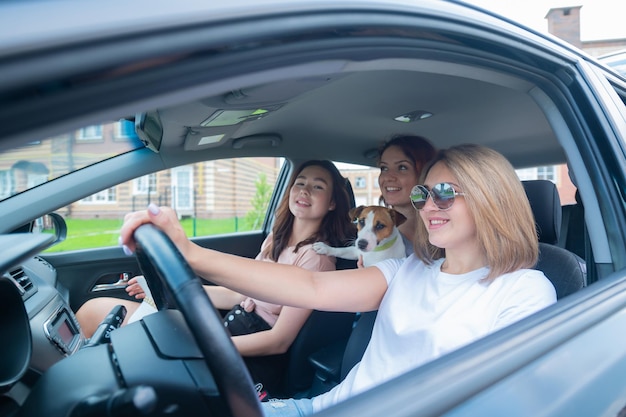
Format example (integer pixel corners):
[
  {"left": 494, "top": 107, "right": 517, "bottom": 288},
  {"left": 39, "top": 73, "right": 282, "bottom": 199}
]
[
  {"left": 9, "top": 117, "right": 574, "bottom": 255},
  {"left": 0, "top": 120, "right": 143, "bottom": 202},
  {"left": 516, "top": 164, "right": 577, "bottom": 205},
  {"left": 341, "top": 162, "right": 577, "bottom": 207},
  {"left": 45, "top": 156, "right": 282, "bottom": 252}
]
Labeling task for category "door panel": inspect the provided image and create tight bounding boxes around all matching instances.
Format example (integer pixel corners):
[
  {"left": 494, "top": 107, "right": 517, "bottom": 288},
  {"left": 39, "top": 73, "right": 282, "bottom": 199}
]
[{"left": 42, "top": 231, "right": 266, "bottom": 312}]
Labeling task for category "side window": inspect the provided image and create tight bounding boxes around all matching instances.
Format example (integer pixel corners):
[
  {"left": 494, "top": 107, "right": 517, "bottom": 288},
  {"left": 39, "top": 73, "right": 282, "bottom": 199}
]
[
  {"left": 336, "top": 162, "right": 380, "bottom": 207},
  {"left": 48, "top": 157, "right": 281, "bottom": 252},
  {"left": 516, "top": 164, "right": 577, "bottom": 205}
]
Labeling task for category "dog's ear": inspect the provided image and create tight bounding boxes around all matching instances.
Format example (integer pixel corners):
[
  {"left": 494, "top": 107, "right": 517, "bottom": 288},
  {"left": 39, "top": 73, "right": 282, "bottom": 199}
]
[
  {"left": 349, "top": 205, "right": 366, "bottom": 221},
  {"left": 389, "top": 209, "right": 407, "bottom": 226}
]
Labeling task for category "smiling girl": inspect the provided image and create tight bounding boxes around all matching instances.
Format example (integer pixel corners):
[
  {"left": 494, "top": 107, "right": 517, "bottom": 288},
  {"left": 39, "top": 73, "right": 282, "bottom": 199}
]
[
  {"left": 77, "top": 159, "right": 355, "bottom": 396},
  {"left": 377, "top": 135, "right": 436, "bottom": 255}
]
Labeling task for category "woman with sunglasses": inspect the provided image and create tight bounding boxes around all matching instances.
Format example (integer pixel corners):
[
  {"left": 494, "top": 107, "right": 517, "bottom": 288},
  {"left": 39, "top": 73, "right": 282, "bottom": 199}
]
[{"left": 119, "top": 144, "right": 557, "bottom": 416}]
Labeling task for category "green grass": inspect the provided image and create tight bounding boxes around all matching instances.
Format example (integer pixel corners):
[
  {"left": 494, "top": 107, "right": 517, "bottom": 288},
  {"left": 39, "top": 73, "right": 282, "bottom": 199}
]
[{"left": 45, "top": 217, "right": 256, "bottom": 252}]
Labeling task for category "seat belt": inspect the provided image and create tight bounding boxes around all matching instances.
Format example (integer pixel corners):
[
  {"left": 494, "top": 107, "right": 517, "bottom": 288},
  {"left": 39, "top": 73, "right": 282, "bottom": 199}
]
[{"left": 559, "top": 204, "right": 571, "bottom": 248}]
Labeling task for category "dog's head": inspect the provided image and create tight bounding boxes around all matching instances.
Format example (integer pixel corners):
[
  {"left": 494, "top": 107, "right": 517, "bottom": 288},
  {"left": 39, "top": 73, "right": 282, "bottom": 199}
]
[{"left": 349, "top": 205, "right": 407, "bottom": 251}]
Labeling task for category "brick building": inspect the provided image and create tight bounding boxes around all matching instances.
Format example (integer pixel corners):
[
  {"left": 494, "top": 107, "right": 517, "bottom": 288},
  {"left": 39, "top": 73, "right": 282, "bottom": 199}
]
[{"left": 546, "top": 6, "right": 626, "bottom": 57}]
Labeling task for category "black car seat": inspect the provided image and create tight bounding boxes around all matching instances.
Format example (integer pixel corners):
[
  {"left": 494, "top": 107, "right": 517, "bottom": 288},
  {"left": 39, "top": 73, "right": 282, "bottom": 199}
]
[
  {"left": 306, "top": 310, "right": 375, "bottom": 397},
  {"left": 521, "top": 180, "right": 586, "bottom": 297},
  {"left": 277, "top": 177, "right": 358, "bottom": 398}
]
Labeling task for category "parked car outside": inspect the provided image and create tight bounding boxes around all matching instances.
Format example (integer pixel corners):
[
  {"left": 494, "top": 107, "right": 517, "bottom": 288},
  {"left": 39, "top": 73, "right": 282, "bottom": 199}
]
[
  {"left": 599, "top": 48, "right": 626, "bottom": 77},
  {"left": 1, "top": 1, "right": 626, "bottom": 416}
]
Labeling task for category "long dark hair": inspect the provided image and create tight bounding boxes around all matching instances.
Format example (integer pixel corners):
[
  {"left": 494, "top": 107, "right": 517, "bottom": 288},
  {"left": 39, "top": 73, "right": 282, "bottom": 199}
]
[
  {"left": 378, "top": 134, "right": 436, "bottom": 206},
  {"left": 263, "top": 160, "right": 355, "bottom": 261}
]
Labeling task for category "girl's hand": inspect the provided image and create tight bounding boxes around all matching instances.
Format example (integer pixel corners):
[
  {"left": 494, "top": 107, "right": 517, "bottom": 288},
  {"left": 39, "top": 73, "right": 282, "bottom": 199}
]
[{"left": 125, "top": 277, "right": 146, "bottom": 300}]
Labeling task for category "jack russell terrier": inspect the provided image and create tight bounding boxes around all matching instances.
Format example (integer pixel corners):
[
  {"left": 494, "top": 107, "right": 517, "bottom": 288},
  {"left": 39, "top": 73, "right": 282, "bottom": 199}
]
[{"left": 313, "top": 205, "right": 407, "bottom": 267}]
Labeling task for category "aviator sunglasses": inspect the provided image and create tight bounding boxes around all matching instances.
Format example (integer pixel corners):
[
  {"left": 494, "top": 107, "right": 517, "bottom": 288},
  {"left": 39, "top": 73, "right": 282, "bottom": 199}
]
[{"left": 410, "top": 182, "right": 465, "bottom": 211}]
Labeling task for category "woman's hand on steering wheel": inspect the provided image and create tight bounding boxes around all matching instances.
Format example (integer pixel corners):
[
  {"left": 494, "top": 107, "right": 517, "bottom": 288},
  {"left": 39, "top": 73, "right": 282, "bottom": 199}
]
[{"left": 120, "top": 204, "right": 191, "bottom": 257}]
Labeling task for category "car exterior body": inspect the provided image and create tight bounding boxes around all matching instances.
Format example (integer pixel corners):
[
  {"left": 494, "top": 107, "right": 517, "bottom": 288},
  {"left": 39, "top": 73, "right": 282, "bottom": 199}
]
[{"left": 1, "top": 1, "right": 626, "bottom": 416}]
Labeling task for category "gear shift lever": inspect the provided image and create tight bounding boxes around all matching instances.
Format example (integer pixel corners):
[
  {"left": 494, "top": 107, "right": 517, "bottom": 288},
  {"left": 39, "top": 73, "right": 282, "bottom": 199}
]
[{"left": 84, "top": 304, "right": 127, "bottom": 347}]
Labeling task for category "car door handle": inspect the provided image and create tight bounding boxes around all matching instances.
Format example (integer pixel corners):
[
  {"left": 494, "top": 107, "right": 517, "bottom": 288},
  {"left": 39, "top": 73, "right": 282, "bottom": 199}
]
[{"left": 91, "top": 272, "right": 131, "bottom": 292}]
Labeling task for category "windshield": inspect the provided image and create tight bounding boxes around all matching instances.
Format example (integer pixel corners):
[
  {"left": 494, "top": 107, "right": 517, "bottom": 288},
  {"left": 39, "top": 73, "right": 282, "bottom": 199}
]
[{"left": 0, "top": 120, "right": 144, "bottom": 202}]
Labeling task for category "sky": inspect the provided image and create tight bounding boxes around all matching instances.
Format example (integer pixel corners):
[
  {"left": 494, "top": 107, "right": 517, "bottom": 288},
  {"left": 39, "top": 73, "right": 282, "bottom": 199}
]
[{"left": 463, "top": 0, "right": 626, "bottom": 41}]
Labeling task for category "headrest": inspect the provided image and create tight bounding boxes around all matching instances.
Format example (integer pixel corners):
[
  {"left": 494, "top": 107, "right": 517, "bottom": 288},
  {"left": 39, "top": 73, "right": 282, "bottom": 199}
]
[{"left": 522, "top": 180, "right": 562, "bottom": 244}]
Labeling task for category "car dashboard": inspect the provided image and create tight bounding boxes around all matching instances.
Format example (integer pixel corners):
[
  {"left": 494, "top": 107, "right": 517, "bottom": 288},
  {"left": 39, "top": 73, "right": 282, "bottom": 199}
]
[
  {"left": 1, "top": 230, "right": 228, "bottom": 417},
  {"left": 0, "top": 233, "right": 84, "bottom": 403}
]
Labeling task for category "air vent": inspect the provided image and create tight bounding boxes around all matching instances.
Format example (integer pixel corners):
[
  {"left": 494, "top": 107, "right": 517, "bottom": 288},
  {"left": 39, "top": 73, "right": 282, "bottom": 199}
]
[{"left": 9, "top": 268, "right": 33, "bottom": 294}]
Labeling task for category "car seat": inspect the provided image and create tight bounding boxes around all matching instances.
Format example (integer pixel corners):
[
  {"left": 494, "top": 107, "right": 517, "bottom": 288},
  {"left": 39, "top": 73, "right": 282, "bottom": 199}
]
[{"left": 521, "top": 180, "right": 586, "bottom": 297}]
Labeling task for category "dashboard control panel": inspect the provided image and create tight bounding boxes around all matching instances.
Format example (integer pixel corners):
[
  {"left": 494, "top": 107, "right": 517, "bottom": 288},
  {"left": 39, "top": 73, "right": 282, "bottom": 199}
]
[{"left": 44, "top": 305, "right": 83, "bottom": 355}]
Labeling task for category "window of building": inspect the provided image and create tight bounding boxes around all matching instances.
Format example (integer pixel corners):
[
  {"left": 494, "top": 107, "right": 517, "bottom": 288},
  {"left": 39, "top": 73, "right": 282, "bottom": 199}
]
[
  {"left": 516, "top": 165, "right": 557, "bottom": 182},
  {"left": 77, "top": 125, "right": 103, "bottom": 141},
  {"left": 536, "top": 166, "right": 557, "bottom": 182},
  {"left": 133, "top": 174, "right": 157, "bottom": 195},
  {"left": 116, "top": 120, "right": 136, "bottom": 139},
  {"left": 81, "top": 187, "right": 117, "bottom": 203},
  {"left": 76, "top": 125, "right": 102, "bottom": 141},
  {"left": 172, "top": 166, "right": 194, "bottom": 216},
  {"left": 354, "top": 176, "right": 367, "bottom": 189},
  {"left": 0, "top": 170, "right": 14, "bottom": 200}
]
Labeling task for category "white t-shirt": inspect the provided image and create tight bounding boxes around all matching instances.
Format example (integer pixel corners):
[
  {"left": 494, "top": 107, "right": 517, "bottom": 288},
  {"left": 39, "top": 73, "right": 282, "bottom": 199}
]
[
  {"left": 312, "top": 255, "right": 556, "bottom": 411},
  {"left": 400, "top": 233, "right": 414, "bottom": 257}
]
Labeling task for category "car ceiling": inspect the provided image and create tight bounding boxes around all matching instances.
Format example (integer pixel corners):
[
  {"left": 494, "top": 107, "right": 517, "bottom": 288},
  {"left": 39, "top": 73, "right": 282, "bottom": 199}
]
[
  {"left": 155, "top": 62, "right": 560, "bottom": 169},
  {"left": 0, "top": 0, "right": 567, "bottom": 172}
]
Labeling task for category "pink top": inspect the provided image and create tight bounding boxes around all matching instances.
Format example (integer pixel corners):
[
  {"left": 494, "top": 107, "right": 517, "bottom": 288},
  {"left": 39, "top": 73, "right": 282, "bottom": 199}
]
[{"left": 241, "top": 234, "right": 336, "bottom": 327}]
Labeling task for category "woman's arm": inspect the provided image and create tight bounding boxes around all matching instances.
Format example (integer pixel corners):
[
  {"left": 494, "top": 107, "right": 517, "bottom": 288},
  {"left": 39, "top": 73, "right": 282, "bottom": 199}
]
[
  {"left": 126, "top": 277, "right": 245, "bottom": 311},
  {"left": 120, "top": 205, "right": 389, "bottom": 313},
  {"left": 232, "top": 306, "right": 312, "bottom": 356},
  {"left": 204, "top": 286, "right": 246, "bottom": 311},
  {"left": 185, "top": 239, "right": 387, "bottom": 312}
]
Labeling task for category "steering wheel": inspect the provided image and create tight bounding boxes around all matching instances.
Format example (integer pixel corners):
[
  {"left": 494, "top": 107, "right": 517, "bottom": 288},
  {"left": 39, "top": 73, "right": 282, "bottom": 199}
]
[{"left": 133, "top": 224, "right": 262, "bottom": 417}]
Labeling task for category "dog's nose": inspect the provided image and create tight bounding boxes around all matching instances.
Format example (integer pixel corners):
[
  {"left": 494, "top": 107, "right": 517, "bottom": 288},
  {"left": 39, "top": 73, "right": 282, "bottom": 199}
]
[{"left": 357, "top": 239, "right": 368, "bottom": 250}]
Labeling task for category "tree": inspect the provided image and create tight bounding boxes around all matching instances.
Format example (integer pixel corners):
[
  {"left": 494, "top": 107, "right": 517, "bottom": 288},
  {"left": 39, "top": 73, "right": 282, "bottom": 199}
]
[{"left": 244, "top": 173, "right": 273, "bottom": 230}]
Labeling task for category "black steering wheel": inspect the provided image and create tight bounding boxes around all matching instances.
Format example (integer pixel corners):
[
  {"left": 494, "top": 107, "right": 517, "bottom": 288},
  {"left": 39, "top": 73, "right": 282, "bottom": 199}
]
[{"left": 133, "top": 224, "right": 262, "bottom": 417}]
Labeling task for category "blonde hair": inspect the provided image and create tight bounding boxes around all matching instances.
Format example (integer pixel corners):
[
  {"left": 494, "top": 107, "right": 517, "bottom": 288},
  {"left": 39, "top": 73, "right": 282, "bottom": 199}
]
[{"left": 414, "top": 144, "right": 538, "bottom": 280}]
